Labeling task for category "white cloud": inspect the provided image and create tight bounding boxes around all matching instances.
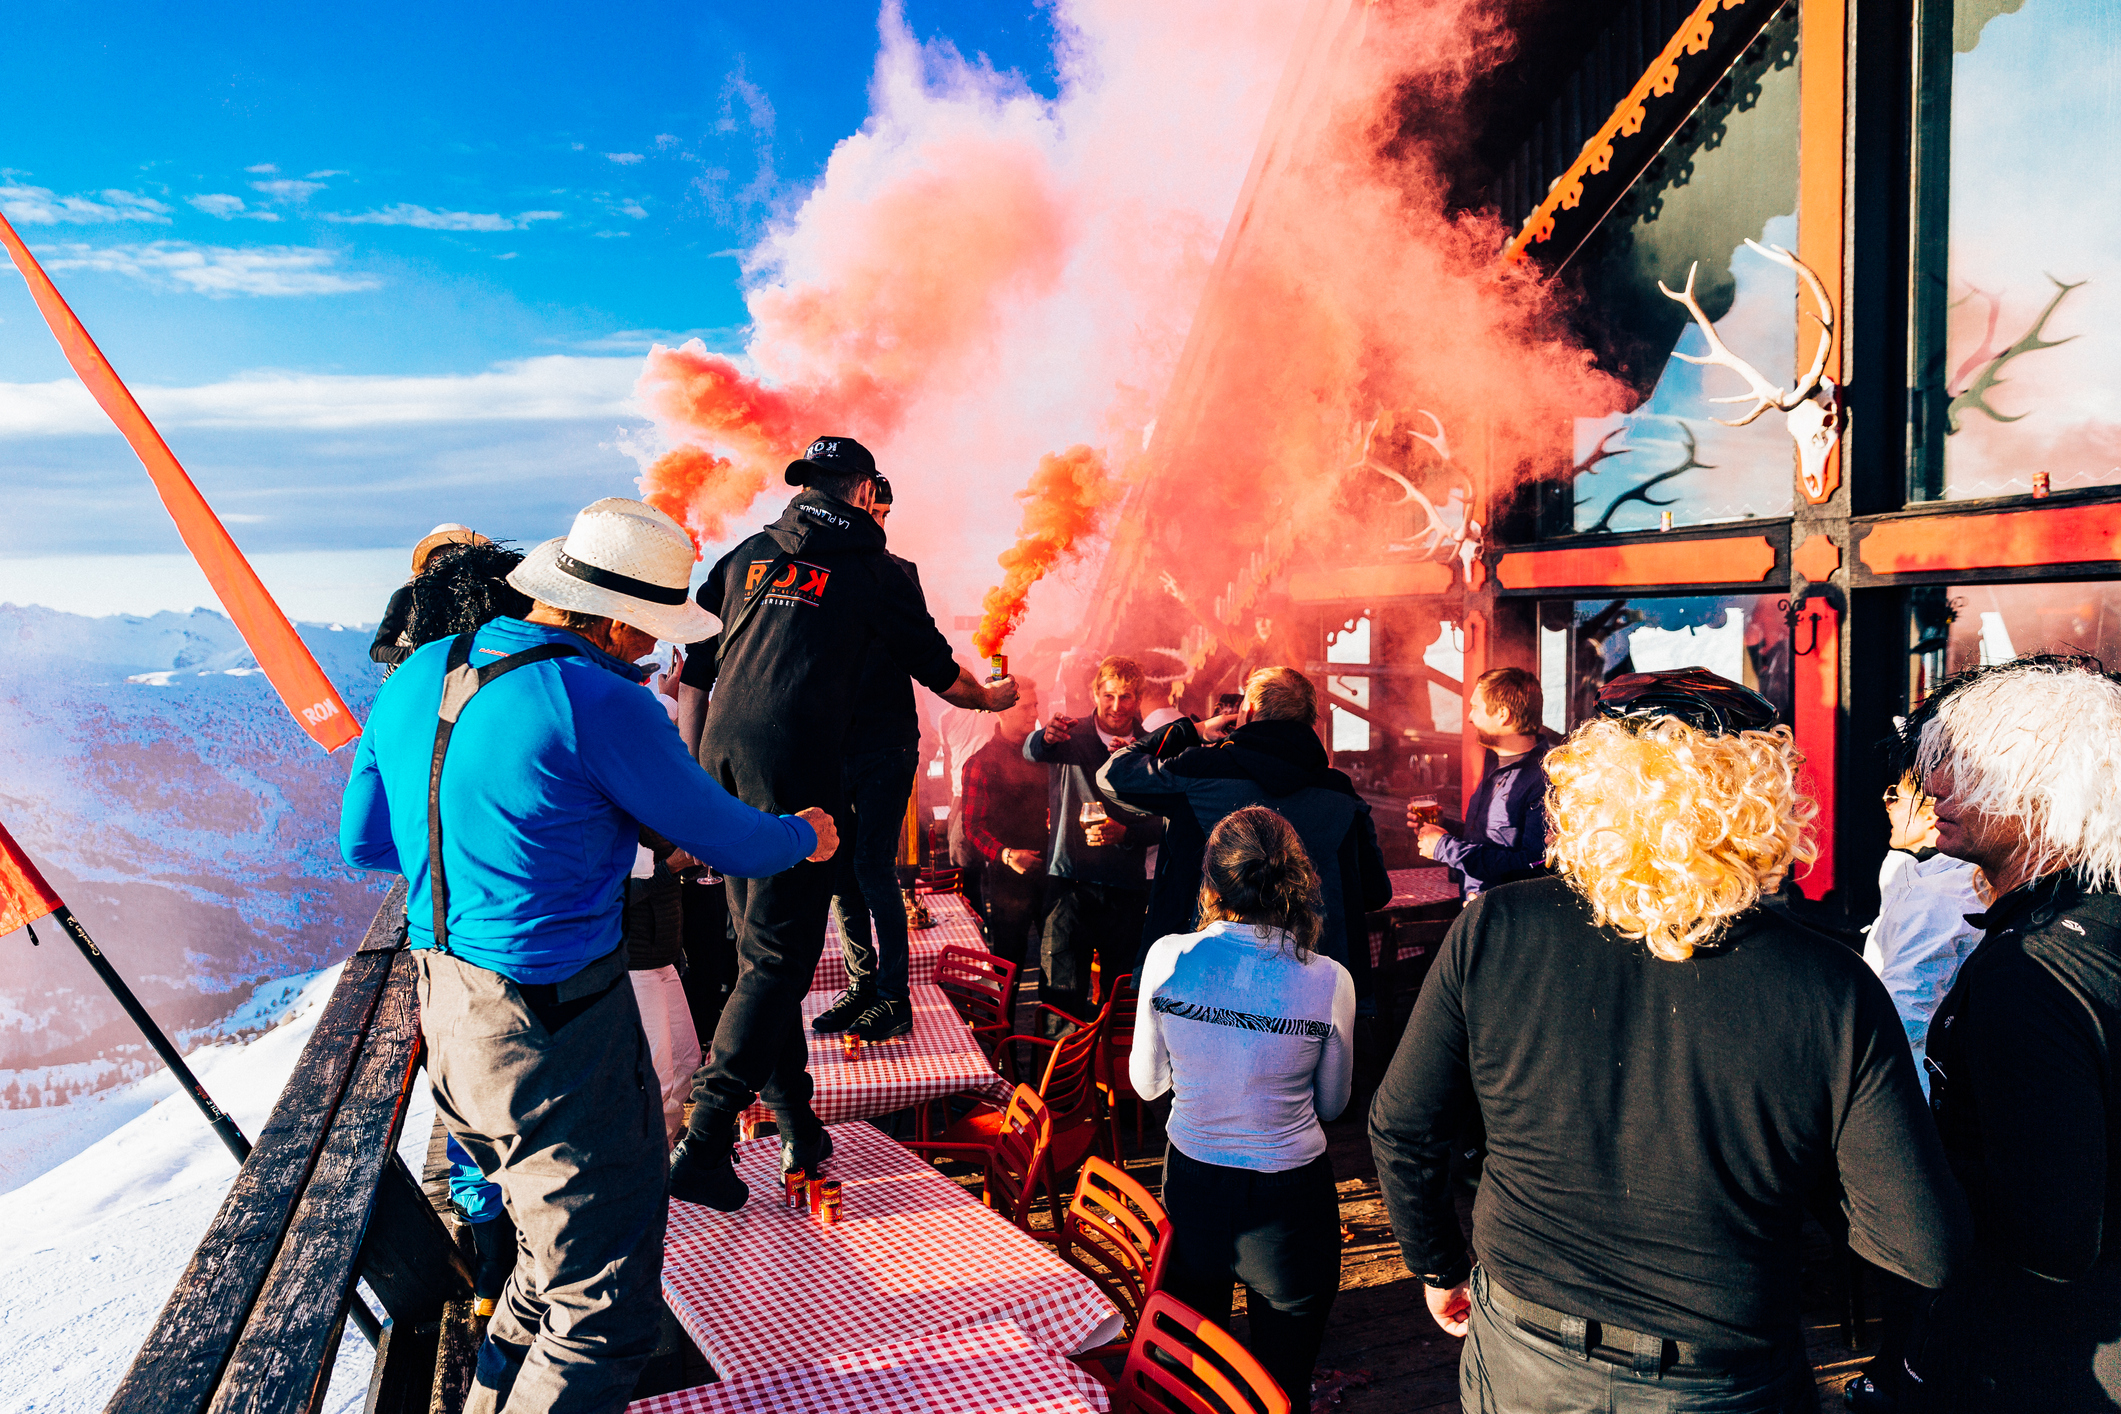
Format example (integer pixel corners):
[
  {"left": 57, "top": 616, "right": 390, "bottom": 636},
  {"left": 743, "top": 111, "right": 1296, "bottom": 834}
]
[
  {"left": 304, "top": 169, "right": 350, "bottom": 179},
  {"left": 594, "top": 230, "right": 631, "bottom": 239},
  {"left": 250, "top": 178, "right": 326, "bottom": 202},
  {"left": 245, "top": 163, "right": 278, "bottom": 174},
  {"left": 0, "top": 184, "right": 172, "bottom": 226},
  {"left": 605, "top": 152, "right": 644, "bottom": 165},
  {"left": 323, "top": 204, "right": 555, "bottom": 232},
  {"left": 618, "top": 201, "right": 649, "bottom": 219},
  {"left": 37, "top": 242, "right": 379, "bottom": 298},
  {"left": 0, "top": 356, "right": 643, "bottom": 436},
  {"left": 186, "top": 193, "right": 281, "bottom": 222}
]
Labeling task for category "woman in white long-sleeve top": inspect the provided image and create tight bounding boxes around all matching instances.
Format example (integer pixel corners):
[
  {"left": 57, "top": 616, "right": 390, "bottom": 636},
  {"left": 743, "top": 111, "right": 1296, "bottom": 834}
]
[{"left": 1130, "top": 804, "right": 1357, "bottom": 1404}]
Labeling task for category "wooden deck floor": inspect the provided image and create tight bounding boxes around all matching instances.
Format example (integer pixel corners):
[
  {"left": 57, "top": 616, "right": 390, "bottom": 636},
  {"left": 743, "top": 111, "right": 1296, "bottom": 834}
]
[{"left": 1102, "top": 1102, "right": 1873, "bottom": 1414}]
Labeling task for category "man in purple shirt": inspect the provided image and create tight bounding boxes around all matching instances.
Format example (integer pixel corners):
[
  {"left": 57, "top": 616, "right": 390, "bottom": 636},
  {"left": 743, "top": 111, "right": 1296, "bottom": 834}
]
[{"left": 1409, "top": 668, "right": 1551, "bottom": 894}]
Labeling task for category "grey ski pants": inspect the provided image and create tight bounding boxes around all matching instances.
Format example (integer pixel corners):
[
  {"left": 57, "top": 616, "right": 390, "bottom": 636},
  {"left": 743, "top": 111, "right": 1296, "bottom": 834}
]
[{"left": 416, "top": 948, "right": 668, "bottom": 1414}]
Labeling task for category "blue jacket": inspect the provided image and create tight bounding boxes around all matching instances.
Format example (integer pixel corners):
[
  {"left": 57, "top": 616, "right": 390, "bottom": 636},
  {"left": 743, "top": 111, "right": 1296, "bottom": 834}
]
[
  {"left": 1430, "top": 740, "right": 1550, "bottom": 893},
  {"left": 341, "top": 618, "right": 816, "bottom": 983}
]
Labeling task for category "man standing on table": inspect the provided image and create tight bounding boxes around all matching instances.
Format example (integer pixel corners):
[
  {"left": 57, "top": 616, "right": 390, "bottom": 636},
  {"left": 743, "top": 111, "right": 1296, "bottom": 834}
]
[
  {"left": 673, "top": 436, "right": 1018, "bottom": 1210},
  {"left": 815, "top": 472, "right": 928, "bottom": 1045},
  {"left": 341, "top": 498, "right": 833, "bottom": 1414}
]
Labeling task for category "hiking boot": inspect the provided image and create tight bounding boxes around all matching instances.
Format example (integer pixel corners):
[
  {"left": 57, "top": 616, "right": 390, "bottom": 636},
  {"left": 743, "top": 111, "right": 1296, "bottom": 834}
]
[
  {"left": 468, "top": 1214, "right": 516, "bottom": 1318},
  {"left": 668, "top": 1124, "right": 748, "bottom": 1211},
  {"left": 810, "top": 988, "right": 874, "bottom": 1034},
  {"left": 781, "top": 1124, "right": 834, "bottom": 1177},
  {"left": 851, "top": 997, "right": 912, "bottom": 1042}
]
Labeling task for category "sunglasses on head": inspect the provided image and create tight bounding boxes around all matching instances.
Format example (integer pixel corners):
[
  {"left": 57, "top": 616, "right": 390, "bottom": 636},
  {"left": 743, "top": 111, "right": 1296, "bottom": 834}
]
[{"left": 1594, "top": 667, "right": 1781, "bottom": 736}]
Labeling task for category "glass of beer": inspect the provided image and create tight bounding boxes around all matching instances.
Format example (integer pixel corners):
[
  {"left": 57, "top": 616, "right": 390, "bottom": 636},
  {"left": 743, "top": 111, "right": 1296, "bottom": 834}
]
[
  {"left": 1409, "top": 796, "right": 1442, "bottom": 828},
  {"left": 1079, "top": 799, "right": 1108, "bottom": 828}
]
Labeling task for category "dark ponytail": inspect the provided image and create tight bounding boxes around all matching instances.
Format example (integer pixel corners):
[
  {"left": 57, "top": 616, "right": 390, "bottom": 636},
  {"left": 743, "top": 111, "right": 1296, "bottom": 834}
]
[{"left": 1195, "top": 806, "right": 1324, "bottom": 958}]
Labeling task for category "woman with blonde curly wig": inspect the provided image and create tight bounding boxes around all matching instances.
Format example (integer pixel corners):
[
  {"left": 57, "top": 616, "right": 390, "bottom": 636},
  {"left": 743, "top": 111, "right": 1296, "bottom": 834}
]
[{"left": 1370, "top": 667, "right": 1968, "bottom": 1414}]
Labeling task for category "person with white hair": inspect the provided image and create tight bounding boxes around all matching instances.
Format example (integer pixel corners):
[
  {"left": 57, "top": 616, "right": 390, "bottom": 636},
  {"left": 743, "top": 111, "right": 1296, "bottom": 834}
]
[
  {"left": 1903, "top": 653, "right": 2121, "bottom": 1410},
  {"left": 1369, "top": 667, "right": 1967, "bottom": 1413}
]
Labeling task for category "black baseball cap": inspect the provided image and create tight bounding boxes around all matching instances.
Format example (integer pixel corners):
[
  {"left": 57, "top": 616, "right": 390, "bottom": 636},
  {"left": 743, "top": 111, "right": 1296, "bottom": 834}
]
[
  {"left": 785, "top": 435, "right": 877, "bottom": 487},
  {"left": 1595, "top": 666, "right": 1780, "bottom": 735}
]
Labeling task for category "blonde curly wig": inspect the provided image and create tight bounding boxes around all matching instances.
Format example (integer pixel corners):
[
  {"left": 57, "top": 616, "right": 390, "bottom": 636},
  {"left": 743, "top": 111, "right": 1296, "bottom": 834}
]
[{"left": 1544, "top": 716, "right": 1819, "bottom": 960}]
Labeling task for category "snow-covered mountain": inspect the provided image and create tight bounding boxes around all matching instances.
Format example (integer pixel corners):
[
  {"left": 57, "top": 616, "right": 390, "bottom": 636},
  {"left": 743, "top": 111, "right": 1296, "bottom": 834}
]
[{"left": 0, "top": 602, "right": 392, "bottom": 1076}]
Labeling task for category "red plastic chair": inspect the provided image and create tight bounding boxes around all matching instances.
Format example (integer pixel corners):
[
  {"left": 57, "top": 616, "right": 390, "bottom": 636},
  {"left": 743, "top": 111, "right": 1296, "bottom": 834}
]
[
  {"left": 1059, "top": 1157, "right": 1171, "bottom": 1367},
  {"left": 935, "top": 945, "right": 1019, "bottom": 1080},
  {"left": 905, "top": 1083, "right": 1054, "bottom": 1230},
  {"left": 1109, "top": 1291, "right": 1291, "bottom": 1414},
  {"left": 1095, "top": 972, "right": 1150, "bottom": 1156},
  {"left": 940, "top": 990, "right": 1112, "bottom": 1233}
]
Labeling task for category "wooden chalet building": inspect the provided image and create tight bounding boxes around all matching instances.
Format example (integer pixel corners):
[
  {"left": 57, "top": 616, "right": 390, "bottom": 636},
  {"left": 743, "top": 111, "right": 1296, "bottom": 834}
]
[{"left": 1093, "top": 0, "right": 2120, "bottom": 925}]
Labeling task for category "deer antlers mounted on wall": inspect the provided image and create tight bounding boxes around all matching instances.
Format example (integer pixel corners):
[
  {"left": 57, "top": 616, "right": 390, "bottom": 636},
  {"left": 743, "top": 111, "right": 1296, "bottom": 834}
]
[
  {"left": 1659, "top": 239, "right": 1841, "bottom": 501},
  {"left": 1343, "top": 408, "right": 1470, "bottom": 562}
]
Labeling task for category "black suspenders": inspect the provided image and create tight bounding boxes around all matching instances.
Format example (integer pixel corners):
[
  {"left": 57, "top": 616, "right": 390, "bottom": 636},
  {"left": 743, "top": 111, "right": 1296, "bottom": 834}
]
[{"left": 427, "top": 632, "right": 582, "bottom": 953}]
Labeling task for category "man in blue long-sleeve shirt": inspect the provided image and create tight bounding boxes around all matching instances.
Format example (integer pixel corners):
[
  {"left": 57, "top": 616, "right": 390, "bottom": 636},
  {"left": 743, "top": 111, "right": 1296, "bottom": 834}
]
[
  {"left": 1410, "top": 667, "right": 1552, "bottom": 895},
  {"left": 341, "top": 498, "right": 833, "bottom": 1414}
]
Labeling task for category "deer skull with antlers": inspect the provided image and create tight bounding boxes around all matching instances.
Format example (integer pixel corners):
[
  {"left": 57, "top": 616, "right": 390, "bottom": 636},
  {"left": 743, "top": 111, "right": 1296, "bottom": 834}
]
[{"left": 1660, "top": 240, "right": 1842, "bottom": 501}]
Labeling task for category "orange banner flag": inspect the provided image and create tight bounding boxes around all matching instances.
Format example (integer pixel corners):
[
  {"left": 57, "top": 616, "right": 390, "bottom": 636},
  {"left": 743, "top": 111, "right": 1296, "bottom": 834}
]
[
  {"left": 0, "top": 210, "right": 360, "bottom": 752},
  {"left": 0, "top": 818, "right": 64, "bottom": 937}
]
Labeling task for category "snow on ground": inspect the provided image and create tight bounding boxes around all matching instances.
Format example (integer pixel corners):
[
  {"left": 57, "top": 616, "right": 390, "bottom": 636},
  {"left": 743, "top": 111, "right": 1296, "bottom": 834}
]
[
  {"left": 0, "top": 971, "right": 325, "bottom": 1197},
  {"left": 0, "top": 963, "right": 435, "bottom": 1414}
]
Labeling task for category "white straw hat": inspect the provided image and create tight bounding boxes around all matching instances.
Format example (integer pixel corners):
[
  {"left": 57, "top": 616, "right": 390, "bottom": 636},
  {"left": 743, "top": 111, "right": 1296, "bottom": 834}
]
[{"left": 508, "top": 498, "right": 719, "bottom": 643}]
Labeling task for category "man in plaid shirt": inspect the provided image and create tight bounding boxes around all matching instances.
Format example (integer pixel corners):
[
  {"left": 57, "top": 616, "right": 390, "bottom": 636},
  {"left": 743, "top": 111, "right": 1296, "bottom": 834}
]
[{"left": 960, "top": 678, "right": 1048, "bottom": 966}]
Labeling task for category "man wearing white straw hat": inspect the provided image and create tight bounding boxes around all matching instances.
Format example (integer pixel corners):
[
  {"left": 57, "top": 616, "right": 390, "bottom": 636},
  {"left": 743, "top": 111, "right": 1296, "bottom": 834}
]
[
  {"left": 672, "top": 435, "right": 1018, "bottom": 1210},
  {"left": 343, "top": 496, "right": 837, "bottom": 1414}
]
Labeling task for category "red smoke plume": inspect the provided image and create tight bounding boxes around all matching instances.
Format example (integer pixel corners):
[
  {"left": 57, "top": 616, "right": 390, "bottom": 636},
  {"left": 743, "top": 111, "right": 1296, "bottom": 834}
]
[
  {"left": 973, "top": 445, "right": 1112, "bottom": 658},
  {"left": 630, "top": 126, "right": 1073, "bottom": 556}
]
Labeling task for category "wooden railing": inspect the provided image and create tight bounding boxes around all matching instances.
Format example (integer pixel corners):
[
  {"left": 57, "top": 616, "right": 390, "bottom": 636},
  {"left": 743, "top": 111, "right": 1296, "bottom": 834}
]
[{"left": 109, "top": 882, "right": 479, "bottom": 1414}]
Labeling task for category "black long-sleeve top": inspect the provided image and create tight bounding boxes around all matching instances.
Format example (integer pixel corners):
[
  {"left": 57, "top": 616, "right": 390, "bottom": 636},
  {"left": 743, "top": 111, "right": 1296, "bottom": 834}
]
[
  {"left": 1369, "top": 875, "right": 1968, "bottom": 1350},
  {"left": 1929, "top": 873, "right": 2121, "bottom": 1284},
  {"left": 369, "top": 584, "right": 415, "bottom": 667}
]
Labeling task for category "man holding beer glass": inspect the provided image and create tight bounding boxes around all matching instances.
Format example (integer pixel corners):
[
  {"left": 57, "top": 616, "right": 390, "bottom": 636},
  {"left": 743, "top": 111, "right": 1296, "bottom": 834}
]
[
  {"left": 1025, "top": 654, "right": 1162, "bottom": 1027},
  {"left": 1409, "top": 667, "right": 1553, "bottom": 896}
]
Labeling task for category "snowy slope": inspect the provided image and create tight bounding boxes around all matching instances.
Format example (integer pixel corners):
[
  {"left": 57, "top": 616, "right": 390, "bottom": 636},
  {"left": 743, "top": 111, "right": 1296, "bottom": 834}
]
[
  {"left": 0, "top": 602, "right": 393, "bottom": 1071},
  {"left": 0, "top": 963, "right": 434, "bottom": 1414}
]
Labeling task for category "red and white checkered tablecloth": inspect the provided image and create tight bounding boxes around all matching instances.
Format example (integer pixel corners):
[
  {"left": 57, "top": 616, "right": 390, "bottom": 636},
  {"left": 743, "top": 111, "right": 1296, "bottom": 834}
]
[
  {"left": 811, "top": 891, "right": 984, "bottom": 996},
  {"left": 625, "top": 1321, "right": 1108, "bottom": 1414},
  {"left": 738, "top": 984, "right": 1009, "bottom": 1134},
  {"left": 664, "top": 1123, "right": 1123, "bottom": 1382},
  {"left": 1385, "top": 867, "right": 1461, "bottom": 909}
]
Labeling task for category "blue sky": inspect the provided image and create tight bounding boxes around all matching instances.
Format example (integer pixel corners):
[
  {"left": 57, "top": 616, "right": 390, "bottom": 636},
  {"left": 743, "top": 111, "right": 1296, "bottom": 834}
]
[{"left": 0, "top": 0, "right": 1060, "bottom": 616}]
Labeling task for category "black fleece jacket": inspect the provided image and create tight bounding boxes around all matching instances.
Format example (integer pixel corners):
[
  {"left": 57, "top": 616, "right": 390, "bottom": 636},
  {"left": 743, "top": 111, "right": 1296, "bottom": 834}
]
[
  {"left": 1930, "top": 872, "right": 2121, "bottom": 1285},
  {"left": 1370, "top": 876, "right": 1968, "bottom": 1350},
  {"left": 682, "top": 490, "right": 958, "bottom": 786},
  {"left": 1098, "top": 716, "right": 1391, "bottom": 971}
]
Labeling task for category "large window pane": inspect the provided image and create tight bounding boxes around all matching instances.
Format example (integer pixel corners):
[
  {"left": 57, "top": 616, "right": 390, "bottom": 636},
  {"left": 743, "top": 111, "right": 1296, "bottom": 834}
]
[
  {"left": 1909, "top": 580, "right": 2121, "bottom": 705},
  {"left": 1566, "top": 5, "right": 1801, "bottom": 533},
  {"left": 1540, "top": 595, "right": 1795, "bottom": 730},
  {"left": 1926, "top": 0, "right": 2121, "bottom": 500}
]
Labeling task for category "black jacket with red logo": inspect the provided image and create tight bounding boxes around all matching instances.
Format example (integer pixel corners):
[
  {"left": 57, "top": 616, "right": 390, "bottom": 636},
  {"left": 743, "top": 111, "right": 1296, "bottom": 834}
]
[{"left": 682, "top": 489, "right": 958, "bottom": 795}]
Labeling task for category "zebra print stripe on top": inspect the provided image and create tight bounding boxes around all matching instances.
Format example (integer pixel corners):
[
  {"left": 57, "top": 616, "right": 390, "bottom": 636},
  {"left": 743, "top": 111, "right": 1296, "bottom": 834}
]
[{"left": 1153, "top": 994, "right": 1332, "bottom": 1039}]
